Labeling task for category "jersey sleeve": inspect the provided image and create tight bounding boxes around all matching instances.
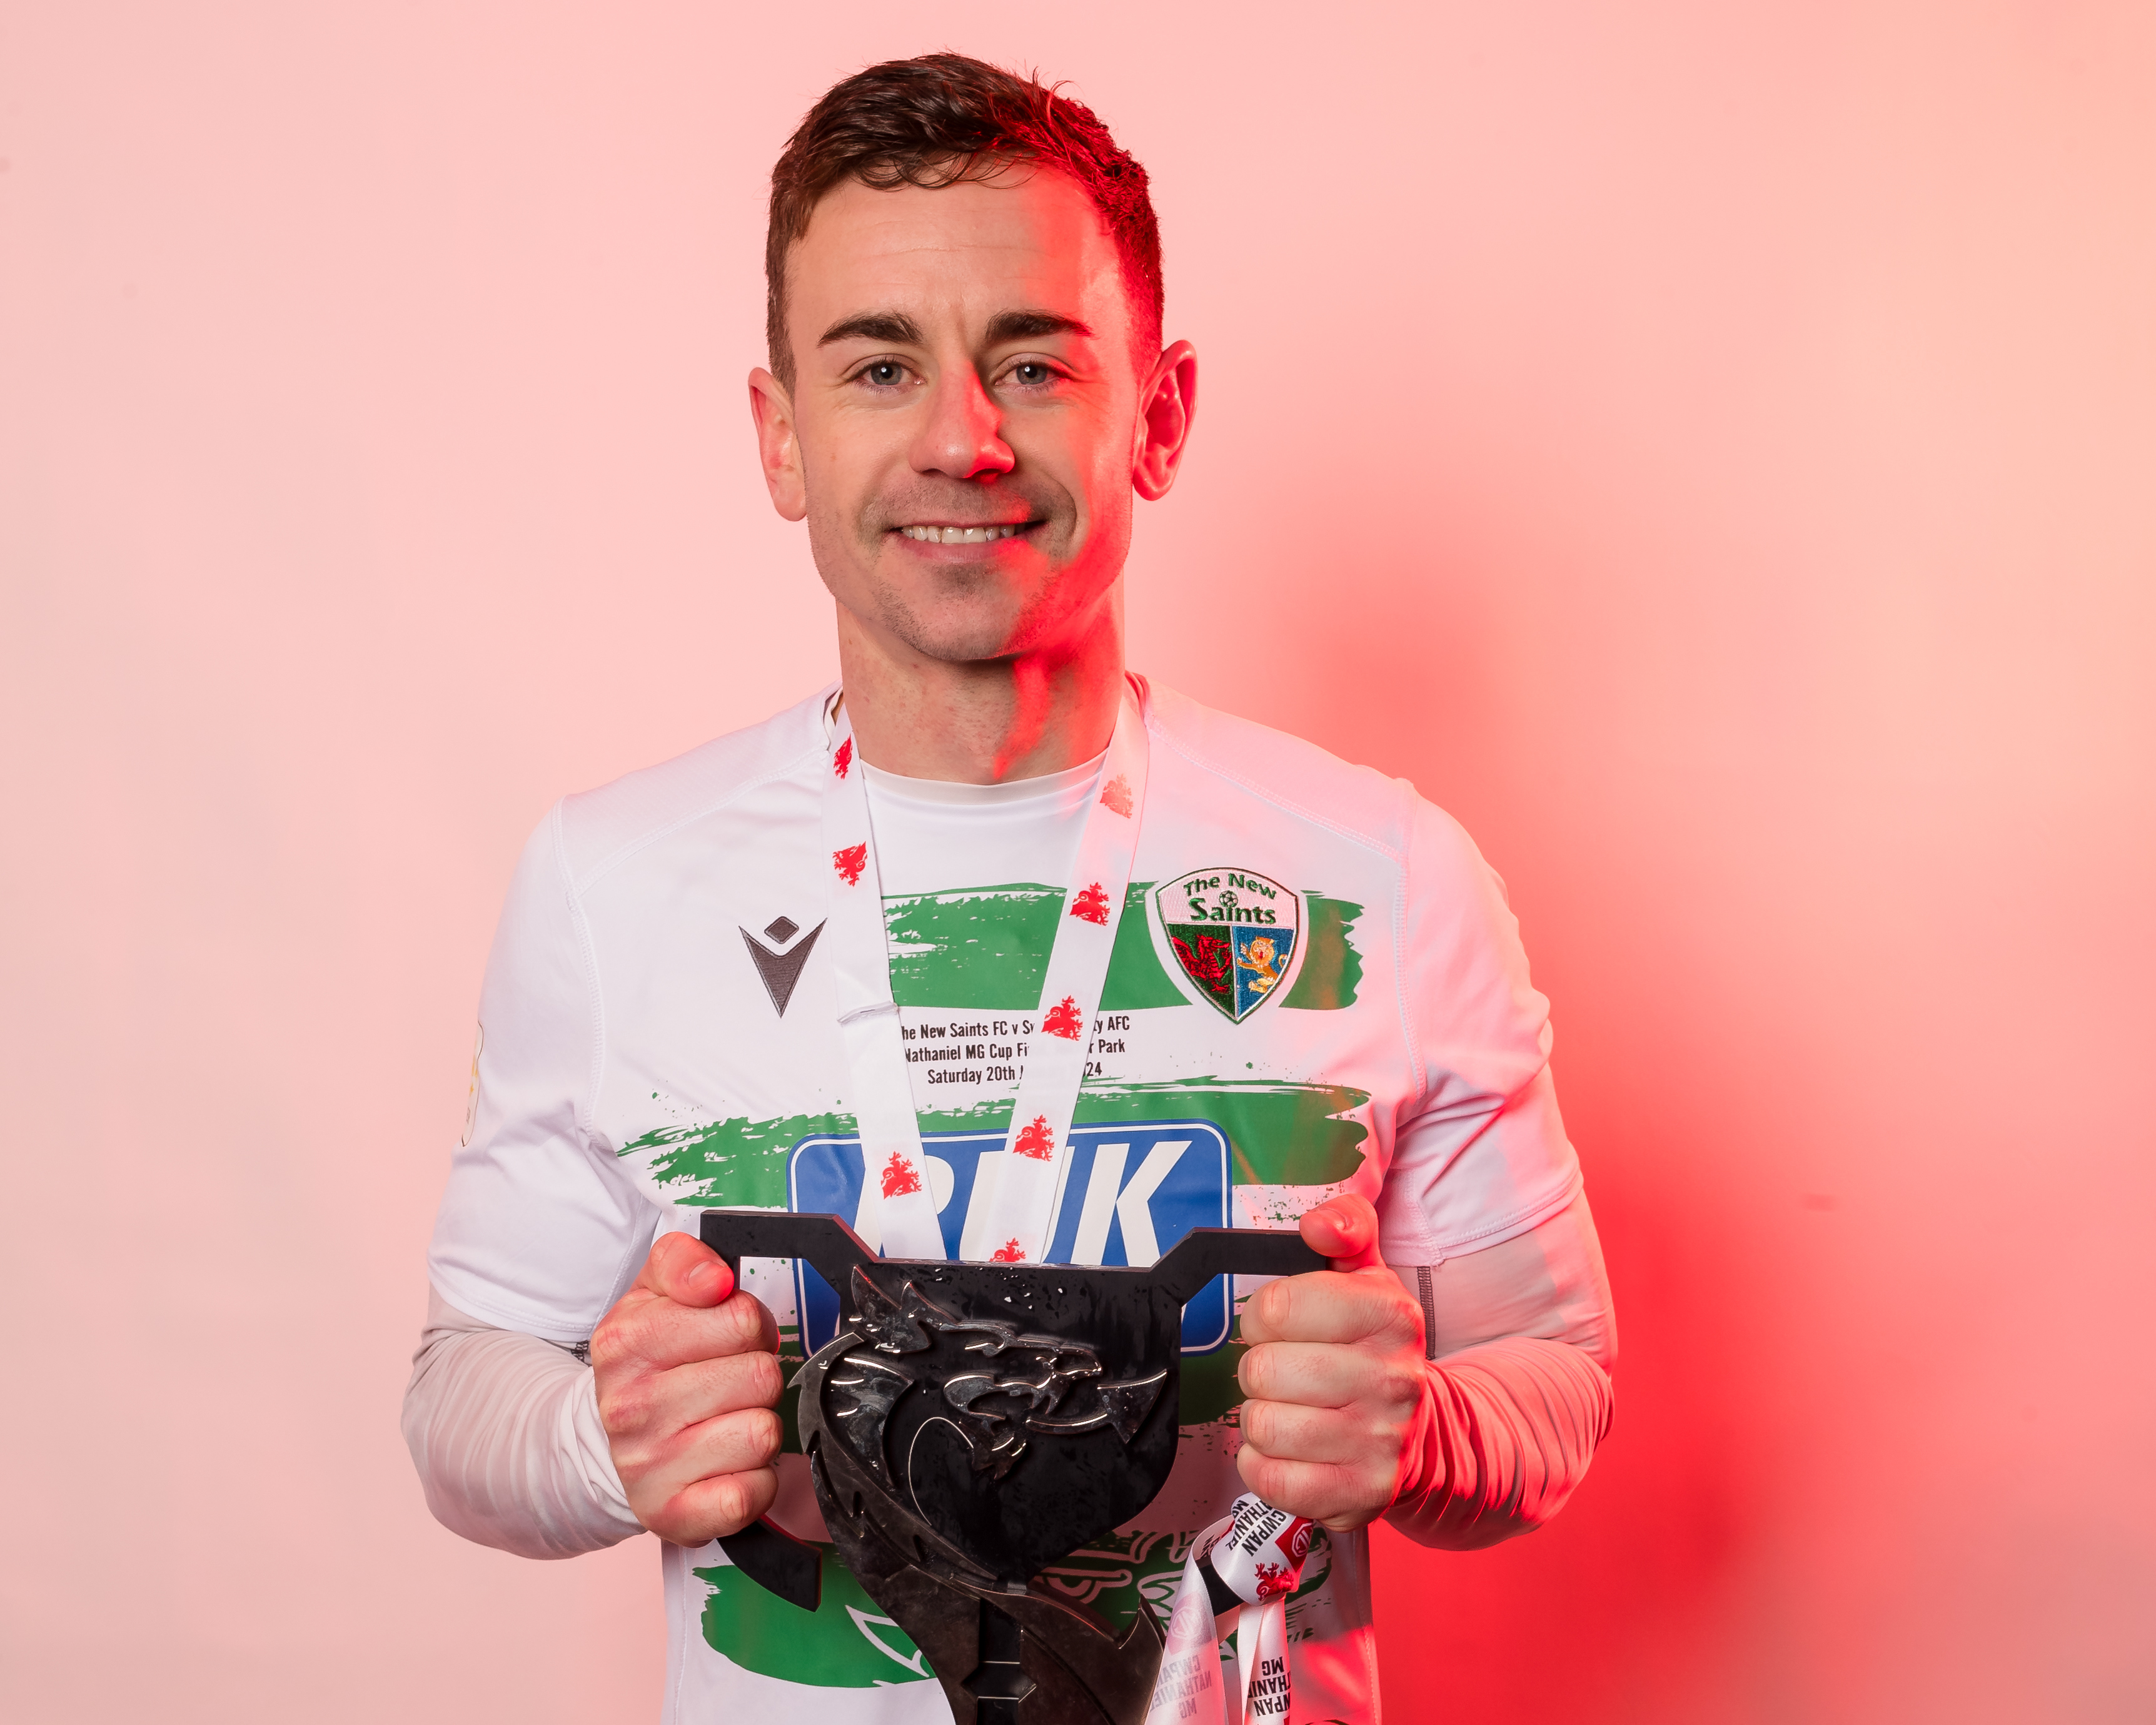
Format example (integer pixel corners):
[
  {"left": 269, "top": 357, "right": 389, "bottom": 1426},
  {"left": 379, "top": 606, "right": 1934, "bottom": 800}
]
[
  {"left": 1377, "top": 796, "right": 1584, "bottom": 1263},
  {"left": 426, "top": 804, "right": 657, "bottom": 1342}
]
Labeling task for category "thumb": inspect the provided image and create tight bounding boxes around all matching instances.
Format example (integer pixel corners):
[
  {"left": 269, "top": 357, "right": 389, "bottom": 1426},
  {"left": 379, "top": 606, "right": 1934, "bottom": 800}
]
[
  {"left": 1298, "top": 1194, "right": 1387, "bottom": 1273},
  {"left": 636, "top": 1230, "right": 738, "bottom": 1308}
]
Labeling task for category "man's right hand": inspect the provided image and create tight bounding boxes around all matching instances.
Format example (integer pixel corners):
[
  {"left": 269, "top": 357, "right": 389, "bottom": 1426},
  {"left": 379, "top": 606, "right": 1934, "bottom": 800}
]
[{"left": 590, "top": 1232, "right": 784, "bottom": 1545}]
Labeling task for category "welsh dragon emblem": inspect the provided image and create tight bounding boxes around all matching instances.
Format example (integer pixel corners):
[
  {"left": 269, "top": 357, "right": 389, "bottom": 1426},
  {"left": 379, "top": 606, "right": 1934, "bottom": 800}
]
[{"left": 1154, "top": 866, "right": 1301, "bottom": 1022}]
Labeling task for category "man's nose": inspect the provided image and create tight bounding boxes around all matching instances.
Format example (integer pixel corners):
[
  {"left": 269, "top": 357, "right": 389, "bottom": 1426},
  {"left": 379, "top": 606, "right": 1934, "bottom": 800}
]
[{"left": 909, "top": 367, "right": 1015, "bottom": 482}]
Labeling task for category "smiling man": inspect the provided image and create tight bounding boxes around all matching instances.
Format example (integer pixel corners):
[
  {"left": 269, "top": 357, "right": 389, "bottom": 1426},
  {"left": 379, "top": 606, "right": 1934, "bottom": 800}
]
[{"left": 405, "top": 54, "right": 1616, "bottom": 1725}]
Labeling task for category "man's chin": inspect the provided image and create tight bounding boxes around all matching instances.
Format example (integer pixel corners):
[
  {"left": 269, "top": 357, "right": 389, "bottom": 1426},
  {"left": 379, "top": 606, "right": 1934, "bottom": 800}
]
[
  {"left": 880, "top": 613, "right": 1035, "bottom": 667},
  {"left": 866, "top": 568, "right": 1068, "bottom": 667}
]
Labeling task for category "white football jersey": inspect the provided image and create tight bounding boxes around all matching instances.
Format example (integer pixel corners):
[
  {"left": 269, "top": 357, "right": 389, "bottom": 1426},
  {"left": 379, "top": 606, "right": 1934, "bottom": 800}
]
[{"left": 429, "top": 677, "right": 1581, "bottom": 1724}]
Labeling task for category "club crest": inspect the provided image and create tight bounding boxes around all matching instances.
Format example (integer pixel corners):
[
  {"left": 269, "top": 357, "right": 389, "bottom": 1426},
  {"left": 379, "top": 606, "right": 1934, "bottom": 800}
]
[{"left": 1155, "top": 866, "right": 1300, "bottom": 1022}]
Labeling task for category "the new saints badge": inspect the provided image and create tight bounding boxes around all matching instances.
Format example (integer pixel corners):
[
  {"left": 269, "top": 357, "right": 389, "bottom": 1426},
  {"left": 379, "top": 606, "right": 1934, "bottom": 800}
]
[{"left": 1156, "top": 867, "right": 1300, "bottom": 1022}]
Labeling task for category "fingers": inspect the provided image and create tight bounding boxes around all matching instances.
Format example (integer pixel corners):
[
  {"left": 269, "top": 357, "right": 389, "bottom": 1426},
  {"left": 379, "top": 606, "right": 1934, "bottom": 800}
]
[
  {"left": 1234, "top": 1333, "right": 1422, "bottom": 1529},
  {"left": 635, "top": 1232, "right": 736, "bottom": 1308},
  {"left": 624, "top": 1402, "right": 787, "bottom": 1511},
  {"left": 593, "top": 1281, "right": 778, "bottom": 1376},
  {"left": 647, "top": 1450, "right": 784, "bottom": 1546},
  {"left": 1238, "top": 1269, "right": 1422, "bottom": 1350},
  {"left": 606, "top": 1364, "right": 788, "bottom": 1545},
  {"left": 592, "top": 1237, "right": 792, "bottom": 1544},
  {"left": 1239, "top": 1394, "right": 1401, "bottom": 1469},
  {"left": 1231, "top": 1219, "right": 1428, "bottom": 1535},
  {"left": 1240, "top": 1338, "right": 1419, "bottom": 1410},
  {"left": 1297, "top": 1195, "right": 1385, "bottom": 1272},
  {"left": 600, "top": 1345, "right": 787, "bottom": 1445},
  {"left": 1234, "top": 1444, "right": 1393, "bottom": 1533}
]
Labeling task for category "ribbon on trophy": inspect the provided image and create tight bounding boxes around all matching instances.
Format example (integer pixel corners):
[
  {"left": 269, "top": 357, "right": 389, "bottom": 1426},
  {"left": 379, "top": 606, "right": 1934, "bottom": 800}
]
[
  {"left": 815, "top": 682, "right": 1312, "bottom": 1723},
  {"left": 1146, "top": 1495, "right": 1315, "bottom": 1725}
]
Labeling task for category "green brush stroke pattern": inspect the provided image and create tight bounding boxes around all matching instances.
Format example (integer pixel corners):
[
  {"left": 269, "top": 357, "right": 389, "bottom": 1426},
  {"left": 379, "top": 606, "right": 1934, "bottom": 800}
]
[
  {"left": 884, "top": 882, "right": 1061, "bottom": 1008},
  {"left": 1070, "top": 1080, "right": 1369, "bottom": 1190},
  {"left": 879, "top": 882, "right": 1360, "bottom": 1011},
  {"left": 625, "top": 1080, "right": 1369, "bottom": 1206},
  {"left": 695, "top": 1549, "right": 932, "bottom": 1686},
  {"left": 636, "top": 1108, "right": 846, "bottom": 1210},
  {"left": 1281, "top": 894, "right": 1364, "bottom": 1009},
  {"left": 1104, "top": 883, "right": 1189, "bottom": 1009}
]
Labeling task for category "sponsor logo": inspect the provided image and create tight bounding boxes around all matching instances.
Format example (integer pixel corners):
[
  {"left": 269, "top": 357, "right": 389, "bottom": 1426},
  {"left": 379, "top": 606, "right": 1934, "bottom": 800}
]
[
  {"left": 739, "top": 915, "right": 824, "bottom": 1017},
  {"left": 1155, "top": 868, "right": 1301, "bottom": 1023},
  {"left": 787, "top": 1121, "right": 1232, "bottom": 1353}
]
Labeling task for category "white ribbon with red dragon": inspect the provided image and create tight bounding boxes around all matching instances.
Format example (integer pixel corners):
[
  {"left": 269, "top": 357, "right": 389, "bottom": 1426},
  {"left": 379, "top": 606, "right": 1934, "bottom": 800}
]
[
  {"left": 1147, "top": 1496, "right": 1316, "bottom": 1725},
  {"left": 819, "top": 683, "right": 1313, "bottom": 1723}
]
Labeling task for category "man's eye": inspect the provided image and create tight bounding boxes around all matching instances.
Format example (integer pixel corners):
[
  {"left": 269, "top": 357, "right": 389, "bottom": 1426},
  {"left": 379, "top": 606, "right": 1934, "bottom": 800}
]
[
  {"left": 861, "top": 361, "right": 907, "bottom": 387},
  {"left": 1009, "top": 361, "right": 1054, "bottom": 387}
]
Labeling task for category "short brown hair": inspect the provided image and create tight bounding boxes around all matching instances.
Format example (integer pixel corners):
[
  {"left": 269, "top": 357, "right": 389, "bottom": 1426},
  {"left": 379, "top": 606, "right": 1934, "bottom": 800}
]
[{"left": 765, "top": 53, "right": 1163, "bottom": 389}]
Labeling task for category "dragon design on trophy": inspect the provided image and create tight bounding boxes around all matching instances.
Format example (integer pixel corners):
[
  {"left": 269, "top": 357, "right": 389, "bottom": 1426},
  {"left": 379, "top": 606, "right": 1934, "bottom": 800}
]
[{"left": 830, "top": 1270, "right": 1167, "bottom": 1480}]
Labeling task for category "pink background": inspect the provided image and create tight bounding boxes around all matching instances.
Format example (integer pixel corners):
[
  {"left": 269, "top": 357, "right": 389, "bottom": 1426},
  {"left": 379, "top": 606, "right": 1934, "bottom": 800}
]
[{"left": 4, "top": 3, "right": 2153, "bottom": 1719}]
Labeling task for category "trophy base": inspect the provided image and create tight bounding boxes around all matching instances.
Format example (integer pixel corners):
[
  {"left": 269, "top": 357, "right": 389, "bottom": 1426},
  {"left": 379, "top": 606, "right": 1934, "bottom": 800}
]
[{"left": 819, "top": 1447, "right": 1166, "bottom": 1725}]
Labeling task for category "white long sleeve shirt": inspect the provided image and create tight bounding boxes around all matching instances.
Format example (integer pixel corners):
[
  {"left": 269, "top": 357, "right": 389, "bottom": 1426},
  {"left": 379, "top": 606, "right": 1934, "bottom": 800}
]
[{"left": 410, "top": 679, "right": 1616, "bottom": 1722}]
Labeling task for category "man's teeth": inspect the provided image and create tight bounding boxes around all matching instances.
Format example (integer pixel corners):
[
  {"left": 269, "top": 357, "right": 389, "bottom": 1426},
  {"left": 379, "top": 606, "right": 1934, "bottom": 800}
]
[{"left": 900, "top": 524, "right": 1025, "bottom": 544}]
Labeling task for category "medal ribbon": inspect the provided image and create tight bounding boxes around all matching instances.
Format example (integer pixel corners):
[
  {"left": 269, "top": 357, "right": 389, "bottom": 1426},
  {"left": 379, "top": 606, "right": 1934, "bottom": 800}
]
[
  {"left": 819, "top": 688, "right": 1304, "bottom": 1723},
  {"left": 1145, "top": 1494, "right": 1314, "bottom": 1725},
  {"left": 820, "top": 684, "right": 1149, "bottom": 1264}
]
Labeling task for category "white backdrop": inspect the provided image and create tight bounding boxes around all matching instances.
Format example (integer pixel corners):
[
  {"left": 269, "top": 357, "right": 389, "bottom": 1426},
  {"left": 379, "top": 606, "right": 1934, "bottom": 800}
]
[{"left": 4, "top": 4, "right": 2153, "bottom": 1720}]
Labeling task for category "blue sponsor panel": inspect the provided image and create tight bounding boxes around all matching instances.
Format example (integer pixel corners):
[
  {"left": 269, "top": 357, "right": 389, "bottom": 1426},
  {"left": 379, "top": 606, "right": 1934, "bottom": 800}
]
[{"left": 787, "top": 1121, "right": 1231, "bottom": 1356}]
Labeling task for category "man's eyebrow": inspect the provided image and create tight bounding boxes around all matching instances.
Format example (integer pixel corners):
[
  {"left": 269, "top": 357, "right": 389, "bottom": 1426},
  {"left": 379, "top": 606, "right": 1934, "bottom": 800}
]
[
  {"left": 819, "top": 311, "right": 927, "bottom": 348},
  {"left": 986, "top": 309, "right": 1094, "bottom": 344}
]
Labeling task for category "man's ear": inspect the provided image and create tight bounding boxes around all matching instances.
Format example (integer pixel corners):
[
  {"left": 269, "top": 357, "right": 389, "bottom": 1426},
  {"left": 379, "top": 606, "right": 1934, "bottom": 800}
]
[
  {"left": 1131, "top": 340, "right": 1199, "bottom": 502},
  {"left": 748, "top": 367, "right": 808, "bottom": 522}
]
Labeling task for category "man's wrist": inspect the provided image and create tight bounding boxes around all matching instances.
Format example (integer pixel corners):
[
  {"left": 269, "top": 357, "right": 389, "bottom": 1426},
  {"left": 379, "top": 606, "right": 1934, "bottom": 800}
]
[
  {"left": 568, "top": 1365, "right": 639, "bottom": 1525},
  {"left": 1383, "top": 1362, "right": 1447, "bottom": 1520}
]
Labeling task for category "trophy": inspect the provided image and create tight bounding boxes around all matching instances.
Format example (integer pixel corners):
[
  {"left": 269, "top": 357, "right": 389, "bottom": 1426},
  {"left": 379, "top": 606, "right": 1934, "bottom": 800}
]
[{"left": 698, "top": 1210, "right": 1321, "bottom": 1725}]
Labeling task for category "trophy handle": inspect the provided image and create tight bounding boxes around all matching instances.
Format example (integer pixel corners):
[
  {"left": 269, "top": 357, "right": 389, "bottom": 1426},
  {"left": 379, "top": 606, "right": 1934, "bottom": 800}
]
[
  {"left": 1150, "top": 1227, "right": 1324, "bottom": 1306},
  {"left": 714, "top": 1515, "right": 822, "bottom": 1613},
  {"left": 699, "top": 1209, "right": 1324, "bottom": 1315},
  {"left": 696, "top": 1211, "right": 866, "bottom": 1614},
  {"left": 698, "top": 1208, "right": 877, "bottom": 1294}
]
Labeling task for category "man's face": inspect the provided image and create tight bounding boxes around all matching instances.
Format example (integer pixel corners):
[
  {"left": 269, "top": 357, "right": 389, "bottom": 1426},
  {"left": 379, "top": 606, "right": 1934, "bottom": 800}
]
[{"left": 753, "top": 168, "right": 1157, "bottom": 665}]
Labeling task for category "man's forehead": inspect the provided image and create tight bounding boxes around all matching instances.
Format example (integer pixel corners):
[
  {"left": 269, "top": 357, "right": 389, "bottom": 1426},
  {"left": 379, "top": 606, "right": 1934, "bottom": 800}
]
[{"left": 789, "top": 171, "right": 1123, "bottom": 331}]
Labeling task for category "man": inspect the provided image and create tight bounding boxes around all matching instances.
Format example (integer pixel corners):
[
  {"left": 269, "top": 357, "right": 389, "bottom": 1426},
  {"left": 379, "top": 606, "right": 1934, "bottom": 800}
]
[{"left": 406, "top": 53, "right": 1616, "bottom": 1724}]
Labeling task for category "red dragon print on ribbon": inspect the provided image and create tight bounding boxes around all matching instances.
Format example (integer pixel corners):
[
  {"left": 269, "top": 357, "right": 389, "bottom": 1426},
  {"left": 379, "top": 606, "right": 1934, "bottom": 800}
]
[
  {"left": 880, "top": 1151, "right": 922, "bottom": 1200},
  {"left": 1041, "top": 996, "right": 1085, "bottom": 1039}
]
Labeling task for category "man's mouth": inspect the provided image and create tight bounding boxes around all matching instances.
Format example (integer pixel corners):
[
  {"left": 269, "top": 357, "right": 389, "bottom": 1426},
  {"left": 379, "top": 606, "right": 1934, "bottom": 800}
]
[{"left": 897, "top": 522, "right": 1032, "bottom": 544}]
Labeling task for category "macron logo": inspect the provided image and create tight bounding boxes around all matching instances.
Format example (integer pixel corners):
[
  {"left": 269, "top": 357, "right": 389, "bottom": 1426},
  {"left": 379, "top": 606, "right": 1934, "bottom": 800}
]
[{"left": 740, "top": 915, "right": 824, "bottom": 1017}]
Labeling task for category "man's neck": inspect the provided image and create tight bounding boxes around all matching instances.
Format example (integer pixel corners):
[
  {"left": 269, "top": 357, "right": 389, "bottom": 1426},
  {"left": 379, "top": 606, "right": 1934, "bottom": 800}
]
[{"left": 835, "top": 605, "right": 1126, "bottom": 785}]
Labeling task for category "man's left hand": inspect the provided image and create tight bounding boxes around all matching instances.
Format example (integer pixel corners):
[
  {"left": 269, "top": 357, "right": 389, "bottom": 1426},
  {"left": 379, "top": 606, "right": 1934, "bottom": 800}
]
[{"left": 1234, "top": 1195, "right": 1431, "bottom": 1532}]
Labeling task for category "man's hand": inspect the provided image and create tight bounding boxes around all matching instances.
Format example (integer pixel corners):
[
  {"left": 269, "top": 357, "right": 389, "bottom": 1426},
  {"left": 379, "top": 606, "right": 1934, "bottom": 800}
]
[
  {"left": 1234, "top": 1195, "right": 1431, "bottom": 1532},
  {"left": 590, "top": 1232, "right": 784, "bottom": 1545}
]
